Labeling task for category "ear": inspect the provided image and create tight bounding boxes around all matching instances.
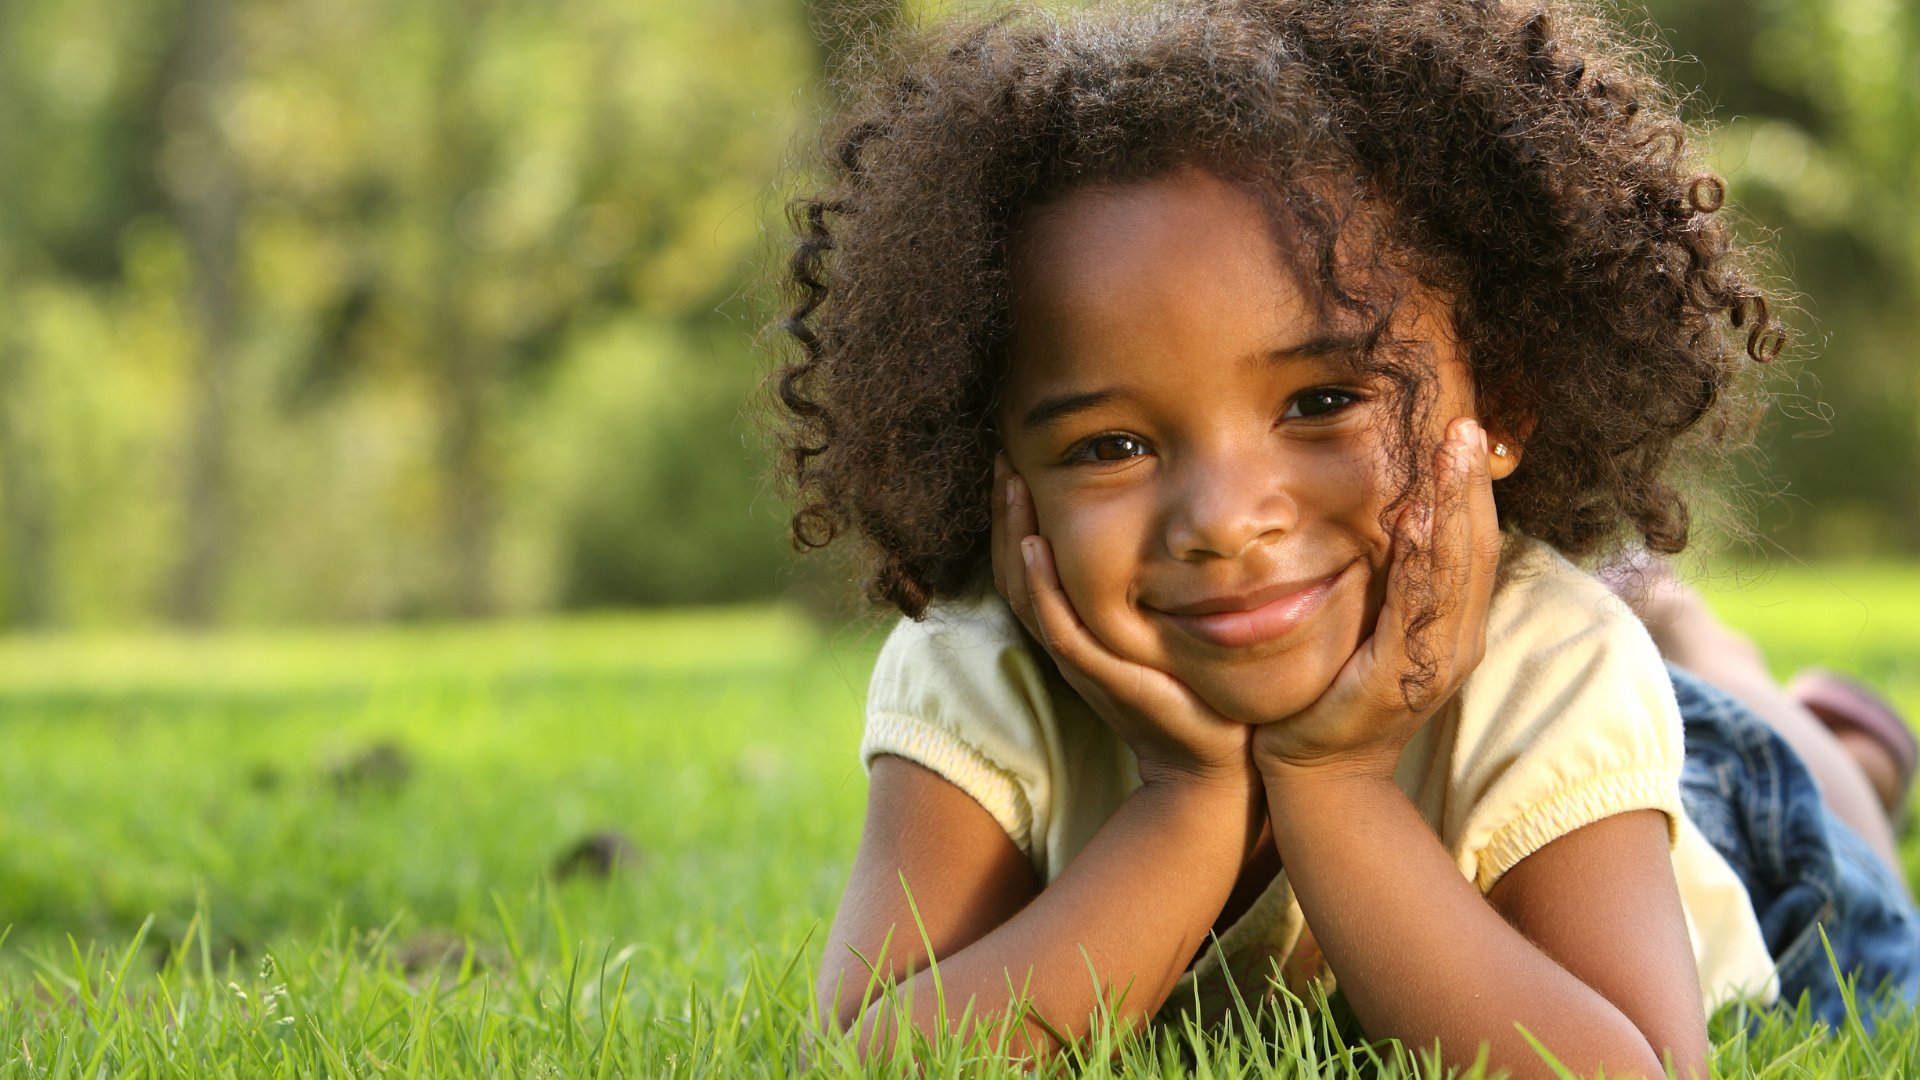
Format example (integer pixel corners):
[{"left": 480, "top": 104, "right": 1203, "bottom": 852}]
[
  {"left": 1483, "top": 411, "right": 1535, "bottom": 482},
  {"left": 1487, "top": 434, "right": 1522, "bottom": 480}
]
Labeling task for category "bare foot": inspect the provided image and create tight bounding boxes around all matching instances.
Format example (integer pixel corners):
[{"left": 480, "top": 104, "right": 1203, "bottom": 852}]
[
  {"left": 1833, "top": 727, "right": 1906, "bottom": 818},
  {"left": 1790, "top": 670, "right": 1917, "bottom": 824}
]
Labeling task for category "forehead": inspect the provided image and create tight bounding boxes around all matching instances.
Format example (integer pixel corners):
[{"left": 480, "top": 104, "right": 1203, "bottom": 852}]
[
  {"left": 999, "top": 168, "right": 1471, "bottom": 415},
  {"left": 1006, "top": 171, "right": 1316, "bottom": 378},
  {"left": 1009, "top": 169, "right": 1305, "bottom": 331}
]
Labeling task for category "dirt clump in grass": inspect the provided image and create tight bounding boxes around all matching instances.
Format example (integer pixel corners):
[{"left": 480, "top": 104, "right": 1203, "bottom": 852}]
[
  {"left": 247, "top": 763, "right": 282, "bottom": 792},
  {"left": 324, "top": 741, "right": 413, "bottom": 794},
  {"left": 395, "top": 930, "right": 501, "bottom": 978},
  {"left": 550, "top": 829, "right": 646, "bottom": 880}
]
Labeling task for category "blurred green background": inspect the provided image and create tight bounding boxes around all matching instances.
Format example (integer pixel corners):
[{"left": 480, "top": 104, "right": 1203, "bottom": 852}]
[{"left": 0, "top": 0, "right": 1911, "bottom": 630}]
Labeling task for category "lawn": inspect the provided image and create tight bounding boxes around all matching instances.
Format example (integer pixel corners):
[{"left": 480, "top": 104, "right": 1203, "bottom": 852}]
[{"left": 2, "top": 565, "right": 1919, "bottom": 1076}]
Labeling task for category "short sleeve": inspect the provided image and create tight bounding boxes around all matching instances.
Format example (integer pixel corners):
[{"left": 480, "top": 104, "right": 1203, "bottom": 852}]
[
  {"left": 862, "top": 593, "right": 1060, "bottom": 858},
  {"left": 1438, "top": 541, "right": 1686, "bottom": 892}
]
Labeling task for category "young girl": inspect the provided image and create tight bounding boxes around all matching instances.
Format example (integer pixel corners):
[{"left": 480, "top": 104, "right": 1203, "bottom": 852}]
[{"left": 772, "top": 1, "right": 1919, "bottom": 1075}]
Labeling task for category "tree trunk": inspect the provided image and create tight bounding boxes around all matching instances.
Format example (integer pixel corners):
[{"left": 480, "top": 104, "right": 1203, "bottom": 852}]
[
  {"left": 429, "top": 318, "right": 496, "bottom": 618},
  {"left": 0, "top": 1, "right": 54, "bottom": 628},
  {"left": 427, "top": 0, "right": 496, "bottom": 617},
  {"left": 0, "top": 312, "right": 53, "bottom": 628},
  {"left": 164, "top": 0, "right": 241, "bottom": 627}
]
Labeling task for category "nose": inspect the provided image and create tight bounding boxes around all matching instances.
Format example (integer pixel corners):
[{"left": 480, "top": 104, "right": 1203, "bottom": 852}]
[{"left": 1163, "top": 457, "right": 1299, "bottom": 560}]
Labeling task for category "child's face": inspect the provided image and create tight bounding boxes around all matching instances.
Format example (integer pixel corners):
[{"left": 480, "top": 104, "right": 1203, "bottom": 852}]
[{"left": 999, "top": 168, "right": 1508, "bottom": 725}]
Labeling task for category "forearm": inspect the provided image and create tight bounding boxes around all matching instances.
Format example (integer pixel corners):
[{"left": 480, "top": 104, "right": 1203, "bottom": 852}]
[
  {"left": 1262, "top": 769, "right": 1691, "bottom": 1080},
  {"left": 846, "top": 779, "right": 1249, "bottom": 1060}
]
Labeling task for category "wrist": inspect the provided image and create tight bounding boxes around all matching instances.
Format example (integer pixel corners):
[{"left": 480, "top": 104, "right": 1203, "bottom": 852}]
[
  {"left": 1260, "top": 764, "right": 1413, "bottom": 866},
  {"left": 1253, "top": 742, "right": 1400, "bottom": 787},
  {"left": 1136, "top": 752, "right": 1257, "bottom": 801},
  {"left": 1134, "top": 760, "right": 1263, "bottom": 859},
  {"left": 1257, "top": 751, "right": 1402, "bottom": 807}
]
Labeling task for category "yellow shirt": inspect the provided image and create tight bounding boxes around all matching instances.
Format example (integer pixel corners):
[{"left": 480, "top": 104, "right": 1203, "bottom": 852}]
[{"left": 861, "top": 536, "right": 1778, "bottom": 1017}]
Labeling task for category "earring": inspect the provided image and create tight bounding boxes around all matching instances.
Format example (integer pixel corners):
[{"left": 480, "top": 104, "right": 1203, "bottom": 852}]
[{"left": 1493, "top": 443, "right": 1510, "bottom": 457}]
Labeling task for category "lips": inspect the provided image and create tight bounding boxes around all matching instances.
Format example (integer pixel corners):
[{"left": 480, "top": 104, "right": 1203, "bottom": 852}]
[{"left": 1150, "top": 565, "right": 1349, "bottom": 649}]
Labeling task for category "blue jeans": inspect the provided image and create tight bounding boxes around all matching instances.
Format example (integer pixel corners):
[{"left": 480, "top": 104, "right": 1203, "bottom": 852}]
[{"left": 1674, "top": 666, "right": 1920, "bottom": 1025}]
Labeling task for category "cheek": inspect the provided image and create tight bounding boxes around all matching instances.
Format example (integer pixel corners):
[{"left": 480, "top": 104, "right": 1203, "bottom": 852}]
[
  {"left": 1036, "top": 491, "right": 1146, "bottom": 589},
  {"left": 1030, "top": 486, "right": 1157, "bottom": 633},
  {"left": 1299, "top": 441, "right": 1398, "bottom": 555}
]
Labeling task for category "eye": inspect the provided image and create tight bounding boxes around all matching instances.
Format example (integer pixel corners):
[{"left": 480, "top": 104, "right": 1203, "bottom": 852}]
[
  {"left": 1284, "top": 387, "right": 1360, "bottom": 420},
  {"left": 1069, "top": 433, "right": 1151, "bottom": 463}
]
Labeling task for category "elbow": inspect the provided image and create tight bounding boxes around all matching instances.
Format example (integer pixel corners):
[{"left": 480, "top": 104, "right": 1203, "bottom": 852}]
[
  {"left": 807, "top": 985, "right": 887, "bottom": 1066},
  {"left": 813, "top": 974, "right": 873, "bottom": 1040},
  {"left": 1652, "top": 1033, "right": 1709, "bottom": 1080},
  {"left": 813, "top": 971, "right": 912, "bottom": 1064},
  {"left": 816, "top": 997, "right": 930, "bottom": 1065},
  {"left": 1498, "top": 1019, "right": 1690, "bottom": 1080},
  {"left": 829, "top": 1002, "right": 864, "bottom": 1038},
  {"left": 813, "top": 980, "right": 1063, "bottom": 1066}
]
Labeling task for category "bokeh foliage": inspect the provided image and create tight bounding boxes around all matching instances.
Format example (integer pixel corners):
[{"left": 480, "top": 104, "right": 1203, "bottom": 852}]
[
  {"left": 0, "top": 0, "right": 1911, "bottom": 628},
  {"left": 1660, "top": 0, "right": 1920, "bottom": 556},
  {"left": 0, "top": 0, "right": 816, "bottom": 626}
]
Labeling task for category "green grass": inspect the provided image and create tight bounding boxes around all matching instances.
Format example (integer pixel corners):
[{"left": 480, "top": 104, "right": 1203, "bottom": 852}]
[
  {"left": 1, "top": 567, "right": 1919, "bottom": 1076},
  {"left": 1693, "top": 562, "right": 1920, "bottom": 699}
]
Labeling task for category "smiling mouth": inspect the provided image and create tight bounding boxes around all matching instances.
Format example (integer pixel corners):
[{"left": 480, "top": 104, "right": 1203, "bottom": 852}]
[{"left": 1150, "top": 564, "right": 1353, "bottom": 649}]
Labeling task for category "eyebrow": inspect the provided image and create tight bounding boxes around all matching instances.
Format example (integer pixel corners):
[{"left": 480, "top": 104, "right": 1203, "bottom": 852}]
[
  {"left": 1017, "top": 330, "right": 1374, "bottom": 432},
  {"left": 1268, "top": 330, "right": 1372, "bottom": 365},
  {"left": 1021, "top": 389, "right": 1117, "bottom": 432}
]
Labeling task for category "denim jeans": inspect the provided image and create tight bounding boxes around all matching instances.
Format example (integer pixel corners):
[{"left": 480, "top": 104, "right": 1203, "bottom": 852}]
[{"left": 1674, "top": 665, "right": 1920, "bottom": 1025}]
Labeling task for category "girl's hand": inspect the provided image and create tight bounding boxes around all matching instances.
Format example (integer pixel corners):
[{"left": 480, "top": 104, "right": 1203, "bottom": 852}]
[
  {"left": 1251, "top": 418, "right": 1503, "bottom": 780},
  {"left": 992, "top": 454, "right": 1254, "bottom": 793}
]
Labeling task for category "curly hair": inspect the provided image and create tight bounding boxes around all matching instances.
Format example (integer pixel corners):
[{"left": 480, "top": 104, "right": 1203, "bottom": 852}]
[{"left": 773, "top": 0, "right": 1782, "bottom": 619}]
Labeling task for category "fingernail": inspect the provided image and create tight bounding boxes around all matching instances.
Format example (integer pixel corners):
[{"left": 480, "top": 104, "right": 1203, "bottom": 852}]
[
  {"left": 1020, "top": 538, "right": 1036, "bottom": 567},
  {"left": 994, "top": 454, "right": 1007, "bottom": 481},
  {"left": 1455, "top": 417, "right": 1479, "bottom": 447}
]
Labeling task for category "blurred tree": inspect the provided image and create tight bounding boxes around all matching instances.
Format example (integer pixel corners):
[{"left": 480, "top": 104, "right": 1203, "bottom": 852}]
[
  {"left": 1642, "top": 0, "right": 1920, "bottom": 554},
  {"left": 0, "top": 0, "right": 1905, "bottom": 631},
  {"left": 0, "top": 0, "right": 180, "bottom": 626},
  {"left": 160, "top": 0, "right": 242, "bottom": 625},
  {"left": 424, "top": 0, "right": 502, "bottom": 617},
  {"left": 0, "top": 0, "right": 55, "bottom": 627}
]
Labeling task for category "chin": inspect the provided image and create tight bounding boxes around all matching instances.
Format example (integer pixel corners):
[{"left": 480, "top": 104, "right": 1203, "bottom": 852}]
[
  {"left": 1186, "top": 670, "right": 1336, "bottom": 727},
  {"left": 1160, "top": 628, "right": 1353, "bottom": 726}
]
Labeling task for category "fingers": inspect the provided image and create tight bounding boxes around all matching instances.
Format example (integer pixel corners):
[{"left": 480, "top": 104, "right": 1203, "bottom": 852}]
[
  {"left": 990, "top": 457, "right": 1129, "bottom": 687},
  {"left": 1018, "top": 532, "right": 1139, "bottom": 693},
  {"left": 1454, "top": 418, "right": 1505, "bottom": 658},
  {"left": 1362, "top": 482, "right": 1433, "bottom": 708},
  {"left": 992, "top": 454, "right": 1046, "bottom": 646},
  {"left": 1011, "top": 482, "right": 1247, "bottom": 776},
  {"left": 1433, "top": 417, "right": 1499, "bottom": 631},
  {"left": 991, "top": 453, "right": 1011, "bottom": 601},
  {"left": 1366, "top": 417, "right": 1500, "bottom": 714},
  {"left": 1424, "top": 418, "right": 1502, "bottom": 693}
]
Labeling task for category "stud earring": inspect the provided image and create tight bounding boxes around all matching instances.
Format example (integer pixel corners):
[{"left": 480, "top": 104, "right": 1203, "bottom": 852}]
[{"left": 1493, "top": 443, "right": 1510, "bottom": 457}]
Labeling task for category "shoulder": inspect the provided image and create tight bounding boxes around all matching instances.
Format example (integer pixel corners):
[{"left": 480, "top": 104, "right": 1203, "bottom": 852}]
[
  {"left": 1444, "top": 536, "right": 1685, "bottom": 889},
  {"left": 1473, "top": 537, "right": 1673, "bottom": 713},
  {"left": 868, "top": 588, "right": 1052, "bottom": 721},
  {"left": 1468, "top": 535, "right": 1679, "bottom": 745},
  {"left": 864, "top": 589, "right": 1069, "bottom": 854},
  {"left": 1484, "top": 537, "right": 1653, "bottom": 659}
]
